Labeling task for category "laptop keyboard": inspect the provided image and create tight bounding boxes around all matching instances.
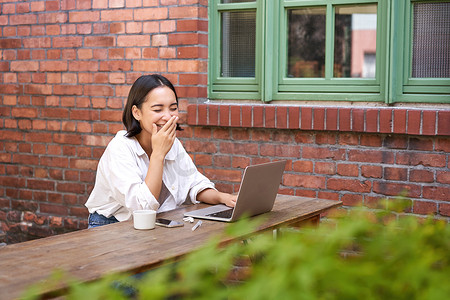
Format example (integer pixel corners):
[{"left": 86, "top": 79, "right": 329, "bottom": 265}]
[{"left": 206, "top": 208, "right": 234, "bottom": 219}]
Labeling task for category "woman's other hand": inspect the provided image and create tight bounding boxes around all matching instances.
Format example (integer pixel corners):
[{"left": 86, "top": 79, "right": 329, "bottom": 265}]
[{"left": 197, "top": 189, "right": 237, "bottom": 208}]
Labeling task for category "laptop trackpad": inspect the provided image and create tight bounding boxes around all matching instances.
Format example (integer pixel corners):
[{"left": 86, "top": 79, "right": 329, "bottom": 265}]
[{"left": 185, "top": 204, "right": 229, "bottom": 217}]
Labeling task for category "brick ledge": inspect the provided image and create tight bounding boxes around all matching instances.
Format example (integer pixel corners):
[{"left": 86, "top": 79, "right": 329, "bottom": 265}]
[{"left": 187, "top": 104, "right": 450, "bottom": 136}]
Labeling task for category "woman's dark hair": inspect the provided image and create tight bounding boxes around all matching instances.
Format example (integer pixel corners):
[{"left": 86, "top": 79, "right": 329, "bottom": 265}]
[{"left": 122, "top": 74, "right": 182, "bottom": 137}]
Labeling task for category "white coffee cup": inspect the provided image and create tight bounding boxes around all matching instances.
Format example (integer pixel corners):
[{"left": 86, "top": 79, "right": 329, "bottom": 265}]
[{"left": 133, "top": 210, "right": 156, "bottom": 230}]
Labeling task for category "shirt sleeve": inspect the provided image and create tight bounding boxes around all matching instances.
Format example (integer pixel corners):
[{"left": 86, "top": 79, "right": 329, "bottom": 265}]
[{"left": 172, "top": 141, "right": 216, "bottom": 204}]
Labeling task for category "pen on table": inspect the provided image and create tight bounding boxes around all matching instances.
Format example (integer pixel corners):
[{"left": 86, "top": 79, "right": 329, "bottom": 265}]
[{"left": 192, "top": 220, "right": 202, "bottom": 231}]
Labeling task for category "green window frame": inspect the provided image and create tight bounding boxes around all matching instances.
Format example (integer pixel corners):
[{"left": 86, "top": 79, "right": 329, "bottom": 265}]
[{"left": 208, "top": 0, "right": 450, "bottom": 103}]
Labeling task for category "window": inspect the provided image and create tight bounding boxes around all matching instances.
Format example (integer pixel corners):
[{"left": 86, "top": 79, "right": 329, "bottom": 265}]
[{"left": 209, "top": 0, "right": 450, "bottom": 103}]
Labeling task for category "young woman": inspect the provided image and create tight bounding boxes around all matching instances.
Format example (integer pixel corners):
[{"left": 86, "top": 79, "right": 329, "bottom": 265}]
[{"left": 85, "top": 74, "right": 236, "bottom": 228}]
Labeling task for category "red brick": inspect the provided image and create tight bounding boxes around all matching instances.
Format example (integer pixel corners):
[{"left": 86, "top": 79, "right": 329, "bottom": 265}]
[
  {"left": 423, "top": 186, "right": 450, "bottom": 201},
  {"left": 208, "top": 104, "right": 219, "bottom": 126},
  {"left": 422, "top": 110, "right": 436, "bottom": 135},
  {"left": 45, "top": 1, "right": 60, "bottom": 11},
  {"left": 317, "top": 191, "right": 340, "bottom": 201},
  {"left": 341, "top": 194, "right": 363, "bottom": 206},
  {"left": 437, "top": 110, "right": 450, "bottom": 136},
  {"left": 231, "top": 129, "right": 250, "bottom": 141},
  {"left": 177, "top": 47, "right": 207, "bottom": 59},
  {"left": 413, "top": 201, "right": 437, "bottom": 215},
  {"left": 212, "top": 128, "right": 230, "bottom": 140},
  {"left": 325, "top": 108, "right": 338, "bottom": 131},
  {"left": 203, "top": 168, "right": 241, "bottom": 183},
  {"left": 10, "top": 14, "right": 37, "bottom": 25},
  {"left": 219, "top": 142, "right": 258, "bottom": 156},
  {"left": 315, "top": 162, "right": 336, "bottom": 175},
  {"left": 302, "top": 147, "right": 346, "bottom": 160},
  {"left": 435, "top": 138, "right": 450, "bottom": 152},
  {"left": 242, "top": 106, "right": 252, "bottom": 127},
  {"left": 439, "top": 203, "right": 450, "bottom": 217},
  {"left": 339, "top": 108, "right": 351, "bottom": 131},
  {"left": 360, "top": 135, "right": 382, "bottom": 147},
  {"left": 436, "top": 171, "right": 450, "bottom": 184},
  {"left": 373, "top": 181, "right": 421, "bottom": 198},
  {"left": 197, "top": 104, "right": 207, "bottom": 126},
  {"left": 276, "top": 106, "right": 288, "bottom": 129},
  {"left": 384, "top": 167, "right": 408, "bottom": 181},
  {"left": 313, "top": 107, "right": 325, "bottom": 130},
  {"left": 11, "top": 61, "right": 39, "bottom": 72},
  {"left": 230, "top": 106, "right": 240, "bottom": 127},
  {"left": 219, "top": 105, "right": 230, "bottom": 127},
  {"left": 348, "top": 149, "right": 394, "bottom": 164},
  {"left": 85, "top": 36, "right": 114, "bottom": 47},
  {"left": 300, "top": 107, "right": 312, "bottom": 130},
  {"left": 214, "top": 155, "right": 232, "bottom": 168},
  {"left": 11, "top": 107, "right": 38, "bottom": 118},
  {"left": 288, "top": 106, "right": 300, "bottom": 129},
  {"left": 379, "top": 109, "right": 392, "bottom": 133},
  {"left": 410, "top": 169, "right": 434, "bottom": 183},
  {"left": 352, "top": 108, "right": 365, "bottom": 132},
  {"left": 396, "top": 152, "right": 446, "bottom": 167},
  {"left": 177, "top": 19, "right": 208, "bottom": 32},
  {"left": 407, "top": 110, "right": 421, "bottom": 135},
  {"left": 393, "top": 109, "right": 407, "bottom": 134},
  {"left": 69, "top": 11, "right": 100, "bottom": 23},
  {"left": 295, "top": 189, "right": 317, "bottom": 198},
  {"left": 408, "top": 137, "right": 433, "bottom": 151},
  {"left": 260, "top": 144, "right": 300, "bottom": 158},
  {"left": 338, "top": 133, "right": 358, "bottom": 145},
  {"left": 184, "top": 140, "right": 217, "bottom": 154},
  {"left": 232, "top": 157, "right": 251, "bottom": 169},
  {"left": 169, "top": 33, "right": 203, "bottom": 46},
  {"left": 265, "top": 106, "right": 275, "bottom": 128},
  {"left": 292, "top": 160, "right": 313, "bottom": 173},
  {"left": 284, "top": 174, "right": 325, "bottom": 189},
  {"left": 327, "top": 178, "right": 371, "bottom": 193},
  {"left": 364, "top": 195, "right": 385, "bottom": 209},
  {"left": 195, "top": 154, "right": 213, "bottom": 166},
  {"left": 384, "top": 135, "right": 408, "bottom": 149},
  {"left": 315, "top": 132, "right": 336, "bottom": 145},
  {"left": 0, "top": 38, "right": 21, "bottom": 49},
  {"left": 337, "top": 164, "right": 359, "bottom": 177},
  {"left": 253, "top": 106, "right": 264, "bottom": 128},
  {"left": 40, "top": 203, "right": 68, "bottom": 216}
]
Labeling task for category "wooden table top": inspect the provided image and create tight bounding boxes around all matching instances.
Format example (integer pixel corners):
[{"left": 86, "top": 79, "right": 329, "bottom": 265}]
[{"left": 0, "top": 195, "right": 341, "bottom": 300}]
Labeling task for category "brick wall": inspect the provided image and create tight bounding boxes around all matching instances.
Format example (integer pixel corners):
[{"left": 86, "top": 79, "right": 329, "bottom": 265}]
[
  {"left": 0, "top": 0, "right": 208, "bottom": 244},
  {"left": 0, "top": 1, "right": 449, "bottom": 244},
  {"left": 185, "top": 104, "right": 450, "bottom": 217}
]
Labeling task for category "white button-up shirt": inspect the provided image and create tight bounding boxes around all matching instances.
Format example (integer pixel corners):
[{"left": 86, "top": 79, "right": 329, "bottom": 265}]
[{"left": 85, "top": 130, "right": 216, "bottom": 221}]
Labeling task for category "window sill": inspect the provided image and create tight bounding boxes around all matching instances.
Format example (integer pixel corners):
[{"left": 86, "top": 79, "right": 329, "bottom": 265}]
[{"left": 186, "top": 104, "right": 450, "bottom": 136}]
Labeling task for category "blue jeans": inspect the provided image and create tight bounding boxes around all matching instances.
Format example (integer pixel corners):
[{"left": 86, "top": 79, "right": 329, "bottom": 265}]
[{"left": 88, "top": 212, "right": 119, "bottom": 228}]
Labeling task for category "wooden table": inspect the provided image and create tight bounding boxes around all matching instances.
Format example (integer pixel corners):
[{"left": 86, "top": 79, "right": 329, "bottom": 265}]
[{"left": 0, "top": 195, "right": 341, "bottom": 300}]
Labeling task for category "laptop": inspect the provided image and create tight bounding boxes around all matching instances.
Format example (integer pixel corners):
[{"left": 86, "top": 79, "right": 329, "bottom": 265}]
[{"left": 184, "top": 160, "right": 287, "bottom": 222}]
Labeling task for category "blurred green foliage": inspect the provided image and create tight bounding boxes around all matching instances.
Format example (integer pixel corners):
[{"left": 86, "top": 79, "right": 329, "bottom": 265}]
[{"left": 24, "top": 200, "right": 449, "bottom": 300}]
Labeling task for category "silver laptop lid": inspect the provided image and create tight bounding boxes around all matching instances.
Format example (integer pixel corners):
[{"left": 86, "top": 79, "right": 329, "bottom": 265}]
[{"left": 229, "top": 160, "right": 287, "bottom": 221}]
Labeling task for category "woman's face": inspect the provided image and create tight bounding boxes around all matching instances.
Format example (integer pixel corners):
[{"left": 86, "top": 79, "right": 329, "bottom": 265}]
[{"left": 132, "top": 86, "right": 179, "bottom": 135}]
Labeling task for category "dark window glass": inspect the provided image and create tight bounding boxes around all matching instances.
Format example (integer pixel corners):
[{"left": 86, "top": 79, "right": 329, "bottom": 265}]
[
  {"left": 221, "top": 11, "right": 256, "bottom": 77},
  {"left": 287, "top": 7, "right": 326, "bottom": 78}
]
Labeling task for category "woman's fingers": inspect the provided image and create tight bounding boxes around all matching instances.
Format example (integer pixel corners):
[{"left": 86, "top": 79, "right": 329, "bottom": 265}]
[{"left": 160, "top": 115, "right": 178, "bottom": 132}]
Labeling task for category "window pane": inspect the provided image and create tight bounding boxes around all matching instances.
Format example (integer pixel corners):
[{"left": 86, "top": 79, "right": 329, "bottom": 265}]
[
  {"left": 287, "top": 7, "right": 326, "bottom": 78},
  {"left": 412, "top": 2, "right": 450, "bottom": 78},
  {"left": 334, "top": 4, "right": 377, "bottom": 78},
  {"left": 221, "top": 11, "right": 256, "bottom": 77}
]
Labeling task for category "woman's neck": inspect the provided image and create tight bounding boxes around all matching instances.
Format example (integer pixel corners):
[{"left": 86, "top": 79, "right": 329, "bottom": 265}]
[{"left": 136, "top": 133, "right": 152, "bottom": 157}]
